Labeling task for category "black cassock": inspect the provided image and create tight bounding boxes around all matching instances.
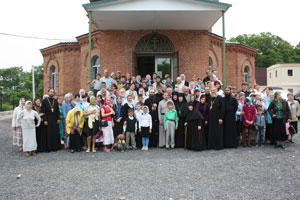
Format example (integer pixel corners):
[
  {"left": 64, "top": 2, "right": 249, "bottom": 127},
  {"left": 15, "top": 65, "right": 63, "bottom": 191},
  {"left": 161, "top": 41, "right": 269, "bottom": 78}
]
[
  {"left": 223, "top": 95, "right": 238, "bottom": 148},
  {"left": 41, "top": 97, "right": 61, "bottom": 152},
  {"left": 175, "top": 101, "right": 188, "bottom": 148},
  {"left": 186, "top": 108, "right": 206, "bottom": 151},
  {"left": 207, "top": 95, "right": 225, "bottom": 150},
  {"left": 144, "top": 95, "right": 159, "bottom": 147},
  {"left": 33, "top": 105, "right": 45, "bottom": 152}
]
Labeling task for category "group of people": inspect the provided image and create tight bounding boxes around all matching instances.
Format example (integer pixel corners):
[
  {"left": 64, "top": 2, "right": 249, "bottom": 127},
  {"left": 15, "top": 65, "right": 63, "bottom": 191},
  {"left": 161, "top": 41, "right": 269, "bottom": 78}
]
[{"left": 12, "top": 69, "right": 300, "bottom": 157}]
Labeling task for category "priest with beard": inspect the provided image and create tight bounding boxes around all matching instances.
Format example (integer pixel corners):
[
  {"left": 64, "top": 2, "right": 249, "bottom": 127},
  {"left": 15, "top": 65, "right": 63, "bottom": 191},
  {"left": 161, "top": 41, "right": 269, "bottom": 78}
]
[
  {"left": 207, "top": 86, "right": 225, "bottom": 150},
  {"left": 144, "top": 88, "right": 159, "bottom": 147},
  {"left": 223, "top": 87, "right": 238, "bottom": 148},
  {"left": 41, "top": 89, "right": 61, "bottom": 152}
]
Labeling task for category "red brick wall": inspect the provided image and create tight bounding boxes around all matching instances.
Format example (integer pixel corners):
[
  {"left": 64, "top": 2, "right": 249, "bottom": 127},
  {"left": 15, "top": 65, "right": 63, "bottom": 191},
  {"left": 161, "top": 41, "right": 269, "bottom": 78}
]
[{"left": 41, "top": 30, "right": 257, "bottom": 96}]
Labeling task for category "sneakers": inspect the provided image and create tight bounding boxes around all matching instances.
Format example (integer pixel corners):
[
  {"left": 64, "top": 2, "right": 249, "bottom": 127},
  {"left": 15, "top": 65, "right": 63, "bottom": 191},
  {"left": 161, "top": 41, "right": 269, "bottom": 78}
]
[{"left": 141, "top": 147, "right": 145, "bottom": 151}]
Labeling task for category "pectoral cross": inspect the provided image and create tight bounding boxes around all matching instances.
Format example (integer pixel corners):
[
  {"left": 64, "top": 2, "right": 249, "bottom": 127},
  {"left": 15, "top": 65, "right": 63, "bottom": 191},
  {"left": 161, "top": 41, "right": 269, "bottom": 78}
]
[{"left": 51, "top": 108, "right": 54, "bottom": 112}]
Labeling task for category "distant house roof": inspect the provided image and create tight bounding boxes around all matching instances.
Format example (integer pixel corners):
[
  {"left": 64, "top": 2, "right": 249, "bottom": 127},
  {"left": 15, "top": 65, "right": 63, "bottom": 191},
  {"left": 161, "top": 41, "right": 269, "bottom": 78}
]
[{"left": 255, "top": 67, "right": 267, "bottom": 86}]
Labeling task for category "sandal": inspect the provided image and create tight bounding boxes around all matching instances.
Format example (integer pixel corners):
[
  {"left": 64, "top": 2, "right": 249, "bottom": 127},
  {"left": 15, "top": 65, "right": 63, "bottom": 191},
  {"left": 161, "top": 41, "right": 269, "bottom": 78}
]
[
  {"left": 25, "top": 152, "right": 30, "bottom": 157},
  {"left": 31, "top": 152, "right": 37, "bottom": 156},
  {"left": 92, "top": 149, "right": 96, "bottom": 153},
  {"left": 86, "top": 149, "right": 90, "bottom": 153}
]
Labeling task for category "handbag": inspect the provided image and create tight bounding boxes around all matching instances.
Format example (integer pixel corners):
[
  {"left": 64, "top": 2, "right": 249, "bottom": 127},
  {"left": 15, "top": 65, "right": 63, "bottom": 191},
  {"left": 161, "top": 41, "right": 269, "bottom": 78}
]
[
  {"left": 99, "top": 120, "right": 108, "bottom": 127},
  {"left": 289, "top": 124, "right": 296, "bottom": 135}
]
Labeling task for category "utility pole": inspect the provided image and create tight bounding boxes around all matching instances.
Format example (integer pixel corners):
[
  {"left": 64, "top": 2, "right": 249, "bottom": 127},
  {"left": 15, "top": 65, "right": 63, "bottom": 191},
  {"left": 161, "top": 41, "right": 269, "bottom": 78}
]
[{"left": 32, "top": 66, "right": 36, "bottom": 100}]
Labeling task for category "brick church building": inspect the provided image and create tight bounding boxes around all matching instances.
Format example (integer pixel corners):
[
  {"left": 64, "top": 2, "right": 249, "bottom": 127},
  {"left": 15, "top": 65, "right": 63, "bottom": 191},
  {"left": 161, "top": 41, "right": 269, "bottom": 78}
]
[{"left": 41, "top": 0, "right": 257, "bottom": 96}]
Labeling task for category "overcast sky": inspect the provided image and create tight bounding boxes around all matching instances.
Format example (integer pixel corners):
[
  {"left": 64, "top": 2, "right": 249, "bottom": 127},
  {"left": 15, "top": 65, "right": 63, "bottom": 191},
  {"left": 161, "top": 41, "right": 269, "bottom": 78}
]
[{"left": 0, "top": 0, "right": 299, "bottom": 71}]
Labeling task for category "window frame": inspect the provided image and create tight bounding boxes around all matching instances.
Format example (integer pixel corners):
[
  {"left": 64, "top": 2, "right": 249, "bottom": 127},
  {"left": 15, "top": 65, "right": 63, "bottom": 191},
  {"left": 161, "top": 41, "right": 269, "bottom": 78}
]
[
  {"left": 287, "top": 69, "right": 293, "bottom": 77},
  {"left": 49, "top": 65, "right": 56, "bottom": 91}
]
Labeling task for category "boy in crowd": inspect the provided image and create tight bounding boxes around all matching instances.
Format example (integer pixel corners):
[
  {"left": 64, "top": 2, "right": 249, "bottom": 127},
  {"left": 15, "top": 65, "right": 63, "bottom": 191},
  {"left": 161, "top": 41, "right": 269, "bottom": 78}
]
[
  {"left": 123, "top": 109, "right": 138, "bottom": 150},
  {"left": 255, "top": 106, "right": 266, "bottom": 147},
  {"left": 164, "top": 101, "right": 178, "bottom": 150}
]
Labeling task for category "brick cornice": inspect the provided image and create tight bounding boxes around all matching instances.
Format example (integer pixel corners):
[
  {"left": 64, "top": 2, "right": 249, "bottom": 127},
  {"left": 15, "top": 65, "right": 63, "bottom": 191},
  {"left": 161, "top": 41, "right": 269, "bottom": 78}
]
[{"left": 40, "top": 43, "right": 80, "bottom": 56}]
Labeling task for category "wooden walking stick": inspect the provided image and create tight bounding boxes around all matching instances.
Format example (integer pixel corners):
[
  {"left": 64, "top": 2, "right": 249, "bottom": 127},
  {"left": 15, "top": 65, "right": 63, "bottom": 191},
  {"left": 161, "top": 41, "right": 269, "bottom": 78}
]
[{"left": 184, "top": 125, "right": 187, "bottom": 150}]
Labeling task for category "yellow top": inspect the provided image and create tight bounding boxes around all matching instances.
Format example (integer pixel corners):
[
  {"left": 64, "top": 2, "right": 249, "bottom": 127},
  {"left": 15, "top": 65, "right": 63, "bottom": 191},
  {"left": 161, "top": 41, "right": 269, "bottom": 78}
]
[{"left": 66, "top": 108, "right": 85, "bottom": 135}]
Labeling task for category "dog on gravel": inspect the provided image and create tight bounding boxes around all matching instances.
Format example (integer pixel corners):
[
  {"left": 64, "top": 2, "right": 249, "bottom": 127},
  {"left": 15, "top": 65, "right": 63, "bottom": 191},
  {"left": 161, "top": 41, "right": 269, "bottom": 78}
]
[{"left": 112, "top": 134, "right": 126, "bottom": 152}]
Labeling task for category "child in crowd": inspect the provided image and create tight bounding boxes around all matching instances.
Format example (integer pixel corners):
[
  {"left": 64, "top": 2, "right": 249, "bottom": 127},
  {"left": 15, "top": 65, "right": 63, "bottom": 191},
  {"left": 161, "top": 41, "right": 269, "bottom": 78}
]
[
  {"left": 242, "top": 97, "right": 256, "bottom": 147},
  {"left": 139, "top": 106, "right": 152, "bottom": 151},
  {"left": 255, "top": 106, "right": 266, "bottom": 147},
  {"left": 164, "top": 101, "right": 178, "bottom": 150},
  {"left": 112, "top": 134, "right": 126, "bottom": 152},
  {"left": 135, "top": 102, "right": 143, "bottom": 148},
  {"left": 123, "top": 108, "right": 138, "bottom": 150}
]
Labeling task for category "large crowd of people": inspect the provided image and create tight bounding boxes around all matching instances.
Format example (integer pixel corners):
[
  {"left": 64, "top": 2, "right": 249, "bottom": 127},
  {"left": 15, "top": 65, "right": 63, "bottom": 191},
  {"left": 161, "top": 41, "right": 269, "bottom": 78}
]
[{"left": 12, "top": 69, "right": 300, "bottom": 157}]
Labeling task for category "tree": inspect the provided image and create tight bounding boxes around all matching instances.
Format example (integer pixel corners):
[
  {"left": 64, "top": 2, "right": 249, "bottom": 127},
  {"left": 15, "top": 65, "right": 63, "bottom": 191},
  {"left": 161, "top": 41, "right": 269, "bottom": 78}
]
[
  {"left": 294, "top": 42, "right": 300, "bottom": 63},
  {"left": 0, "top": 65, "right": 43, "bottom": 111},
  {"left": 229, "top": 32, "right": 296, "bottom": 67}
]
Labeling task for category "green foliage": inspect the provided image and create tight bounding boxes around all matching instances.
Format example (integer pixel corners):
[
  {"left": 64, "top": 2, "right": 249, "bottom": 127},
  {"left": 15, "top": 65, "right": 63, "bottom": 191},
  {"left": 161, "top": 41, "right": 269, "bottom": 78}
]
[
  {"left": 0, "top": 65, "right": 43, "bottom": 111},
  {"left": 229, "top": 32, "right": 299, "bottom": 68}
]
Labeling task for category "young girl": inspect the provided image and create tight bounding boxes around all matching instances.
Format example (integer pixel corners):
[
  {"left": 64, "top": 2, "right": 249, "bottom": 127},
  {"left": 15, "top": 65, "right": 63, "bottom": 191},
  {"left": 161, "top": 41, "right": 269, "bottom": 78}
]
[
  {"left": 17, "top": 101, "right": 41, "bottom": 157},
  {"left": 242, "top": 97, "right": 256, "bottom": 147},
  {"left": 139, "top": 106, "right": 152, "bottom": 151}
]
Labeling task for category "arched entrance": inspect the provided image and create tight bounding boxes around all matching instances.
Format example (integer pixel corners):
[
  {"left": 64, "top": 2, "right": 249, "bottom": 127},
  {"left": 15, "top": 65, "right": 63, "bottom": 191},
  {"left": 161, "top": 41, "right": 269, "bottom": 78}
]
[{"left": 133, "top": 32, "right": 178, "bottom": 80}]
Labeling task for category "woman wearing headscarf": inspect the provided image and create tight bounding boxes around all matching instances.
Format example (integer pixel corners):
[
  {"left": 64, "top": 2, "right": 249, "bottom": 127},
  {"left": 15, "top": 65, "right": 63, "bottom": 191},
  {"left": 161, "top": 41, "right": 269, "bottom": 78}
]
[
  {"left": 172, "top": 92, "right": 178, "bottom": 104},
  {"left": 84, "top": 96, "right": 100, "bottom": 153},
  {"left": 66, "top": 106, "right": 85, "bottom": 153},
  {"left": 268, "top": 91, "right": 292, "bottom": 149},
  {"left": 62, "top": 93, "right": 73, "bottom": 148},
  {"left": 198, "top": 95, "right": 209, "bottom": 144},
  {"left": 12, "top": 98, "right": 26, "bottom": 152},
  {"left": 32, "top": 97, "right": 45, "bottom": 152},
  {"left": 175, "top": 93, "right": 188, "bottom": 148},
  {"left": 265, "top": 92, "right": 275, "bottom": 144},
  {"left": 101, "top": 96, "right": 115, "bottom": 152},
  {"left": 190, "top": 95, "right": 200, "bottom": 110},
  {"left": 184, "top": 103, "right": 206, "bottom": 151},
  {"left": 113, "top": 96, "right": 124, "bottom": 140},
  {"left": 17, "top": 101, "right": 41, "bottom": 157}
]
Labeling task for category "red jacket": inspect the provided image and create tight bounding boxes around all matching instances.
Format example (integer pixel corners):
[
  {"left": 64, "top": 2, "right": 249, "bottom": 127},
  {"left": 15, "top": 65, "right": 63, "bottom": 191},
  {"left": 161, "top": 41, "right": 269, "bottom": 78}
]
[{"left": 242, "top": 104, "right": 256, "bottom": 127}]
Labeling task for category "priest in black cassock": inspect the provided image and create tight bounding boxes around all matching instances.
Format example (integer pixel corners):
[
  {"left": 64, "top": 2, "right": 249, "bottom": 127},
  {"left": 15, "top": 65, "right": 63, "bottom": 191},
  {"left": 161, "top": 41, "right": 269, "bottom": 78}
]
[
  {"left": 223, "top": 87, "right": 238, "bottom": 148},
  {"left": 41, "top": 89, "right": 61, "bottom": 152},
  {"left": 207, "top": 86, "right": 225, "bottom": 150},
  {"left": 144, "top": 88, "right": 159, "bottom": 147}
]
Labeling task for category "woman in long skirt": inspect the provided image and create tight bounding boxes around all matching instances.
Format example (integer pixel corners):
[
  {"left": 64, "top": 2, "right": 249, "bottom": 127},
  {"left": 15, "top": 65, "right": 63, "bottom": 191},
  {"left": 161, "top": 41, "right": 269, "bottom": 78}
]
[
  {"left": 12, "top": 98, "right": 26, "bottom": 152},
  {"left": 184, "top": 103, "right": 206, "bottom": 151},
  {"left": 268, "top": 91, "right": 292, "bottom": 149},
  {"left": 66, "top": 106, "right": 85, "bottom": 153},
  {"left": 175, "top": 93, "right": 187, "bottom": 148},
  {"left": 101, "top": 96, "right": 115, "bottom": 152},
  {"left": 17, "top": 101, "right": 41, "bottom": 157},
  {"left": 32, "top": 97, "right": 45, "bottom": 153}
]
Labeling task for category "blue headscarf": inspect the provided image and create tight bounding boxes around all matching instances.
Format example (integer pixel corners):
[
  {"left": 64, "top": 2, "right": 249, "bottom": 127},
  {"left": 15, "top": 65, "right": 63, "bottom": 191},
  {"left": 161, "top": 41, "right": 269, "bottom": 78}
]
[{"left": 246, "top": 97, "right": 253, "bottom": 105}]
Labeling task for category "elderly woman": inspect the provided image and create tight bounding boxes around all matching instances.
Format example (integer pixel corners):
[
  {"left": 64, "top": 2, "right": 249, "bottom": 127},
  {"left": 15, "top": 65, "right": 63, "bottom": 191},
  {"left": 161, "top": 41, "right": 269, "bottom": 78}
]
[
  {"left": 12, "top": 98, "right": 26, "bottom": 152},
  {"left": 287, "top": 93, "right": 300, "bottom": 143},
  {"left": 175, "top": 77, "right": 184, "bottom": 93},
  {"left": 268, "top": 92, "right": 292, "bottom": 149},
  {"left": 17, "top": 101, "right": 41, "bottom": 157},
  {"left": 265, "top": 92, "right": 275, "bottom": 144},
  {"left": 66, "top": 106, "right": 84, "bottom": 153}
]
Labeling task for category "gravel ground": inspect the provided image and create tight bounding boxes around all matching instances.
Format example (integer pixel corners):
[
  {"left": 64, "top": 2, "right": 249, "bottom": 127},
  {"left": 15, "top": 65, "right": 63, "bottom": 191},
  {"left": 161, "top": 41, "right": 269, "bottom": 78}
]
[{"left": 0, "top": 118, "right": 300, "bottom": 200}]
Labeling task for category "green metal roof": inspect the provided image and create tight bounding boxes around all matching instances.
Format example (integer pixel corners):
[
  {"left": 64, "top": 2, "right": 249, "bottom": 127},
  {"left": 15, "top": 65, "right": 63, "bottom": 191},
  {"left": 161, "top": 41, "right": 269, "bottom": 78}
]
[{"left": 83, "top": 0, "right": 232, "bottom": 8}]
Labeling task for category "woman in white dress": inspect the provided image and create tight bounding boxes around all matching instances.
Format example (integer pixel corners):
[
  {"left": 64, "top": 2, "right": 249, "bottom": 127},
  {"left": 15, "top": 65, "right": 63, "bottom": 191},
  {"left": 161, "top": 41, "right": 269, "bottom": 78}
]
[
  {"left": 12, "top": 98, "right": 26, "bottom": 152},
  {"left": 17, "top": 101, "right": 41, "bottom": 157}
]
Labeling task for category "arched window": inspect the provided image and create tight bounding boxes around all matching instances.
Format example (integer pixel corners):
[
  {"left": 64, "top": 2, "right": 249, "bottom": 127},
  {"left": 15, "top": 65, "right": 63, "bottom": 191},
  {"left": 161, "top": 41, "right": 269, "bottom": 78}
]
[
  {"left": 209, "top": 56, "right": 214, "bottom": 72},
  {"left": 244, "top": 65, "right": 250, "bottom": 84},
  {"left": 91, "top": 56, "right": 100, "bottom": 79},
  {"left": 49, "top": 65, "right": 56, "bottom": 91}
]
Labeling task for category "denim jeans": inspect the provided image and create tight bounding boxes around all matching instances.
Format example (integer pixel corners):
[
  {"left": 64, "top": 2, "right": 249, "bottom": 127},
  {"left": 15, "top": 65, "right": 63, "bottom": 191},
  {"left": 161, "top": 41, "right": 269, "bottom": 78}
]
[
  {"left": 142, "top": 137, "right": 149, "bottom": 147},
  {"left": 256, "top": 127, "right": 265, "bottom": 146}
]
